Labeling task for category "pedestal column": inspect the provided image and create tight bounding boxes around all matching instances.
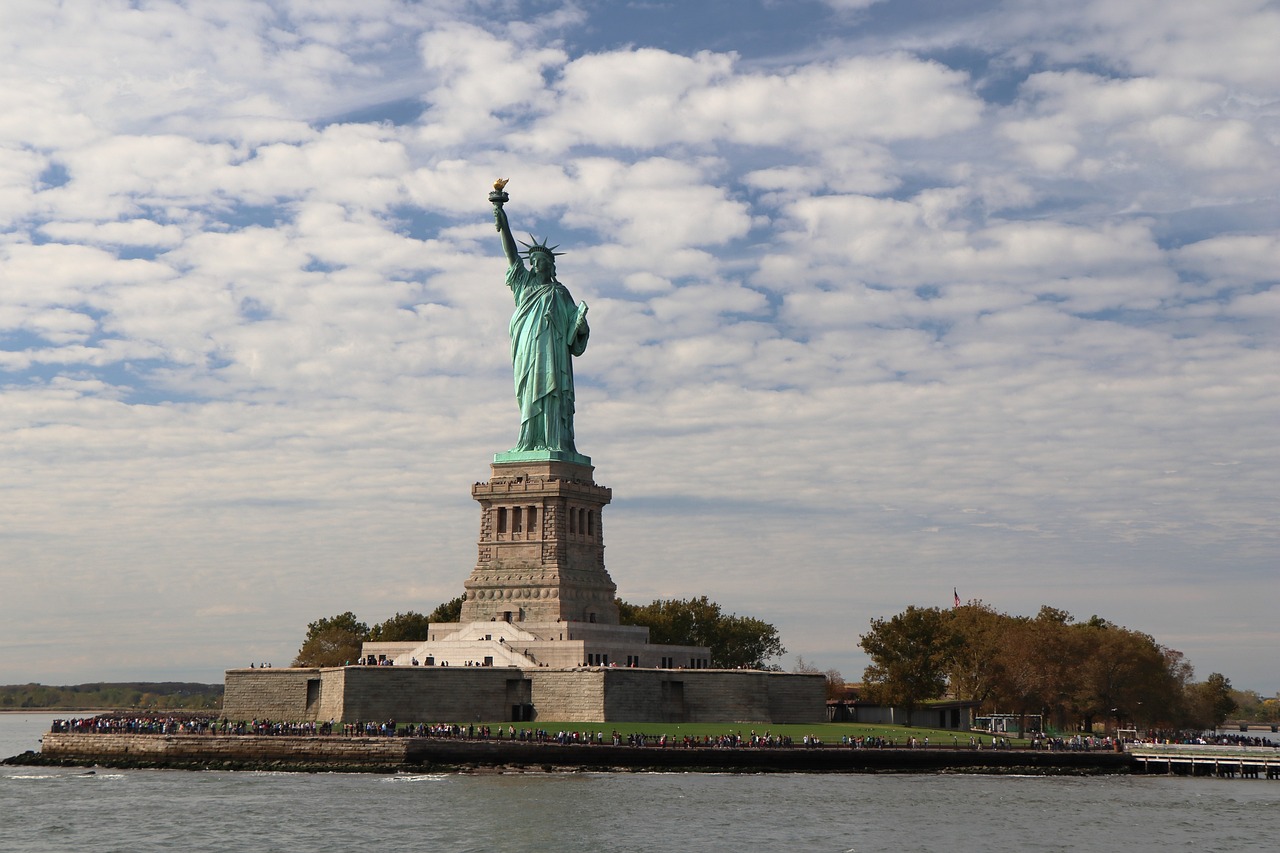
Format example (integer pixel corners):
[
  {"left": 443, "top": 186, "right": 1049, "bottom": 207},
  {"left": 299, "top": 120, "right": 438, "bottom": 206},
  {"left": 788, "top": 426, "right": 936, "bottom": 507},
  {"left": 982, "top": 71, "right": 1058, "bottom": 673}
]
[{"left": 462, "top": 458, "right": 618, "bottom": 624}]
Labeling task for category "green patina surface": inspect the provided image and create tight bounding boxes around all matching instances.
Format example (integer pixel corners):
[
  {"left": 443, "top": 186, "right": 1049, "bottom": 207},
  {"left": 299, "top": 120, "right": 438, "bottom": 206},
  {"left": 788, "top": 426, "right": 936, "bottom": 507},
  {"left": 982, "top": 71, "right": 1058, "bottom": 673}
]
[
  {"left": 491, "top": 183, "right": 590, "bottom": 459},
  {"left": 493, "top": 448, "right": 591, "bottom": 465}
]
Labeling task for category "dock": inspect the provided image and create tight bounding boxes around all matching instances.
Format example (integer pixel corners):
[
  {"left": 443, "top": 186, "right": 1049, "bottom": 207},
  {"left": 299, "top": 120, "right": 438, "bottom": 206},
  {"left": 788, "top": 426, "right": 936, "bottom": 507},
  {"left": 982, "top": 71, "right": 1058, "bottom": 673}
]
[{"left": 1128, "top": 744, "right": 1280, "bottom": 779}]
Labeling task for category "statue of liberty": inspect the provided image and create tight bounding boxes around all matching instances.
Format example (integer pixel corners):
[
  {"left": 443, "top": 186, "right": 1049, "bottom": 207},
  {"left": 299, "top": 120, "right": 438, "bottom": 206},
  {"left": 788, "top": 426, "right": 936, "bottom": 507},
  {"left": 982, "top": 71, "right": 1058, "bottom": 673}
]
[{"left": 489, "top": 180, "right": 590, "bottom": 461}]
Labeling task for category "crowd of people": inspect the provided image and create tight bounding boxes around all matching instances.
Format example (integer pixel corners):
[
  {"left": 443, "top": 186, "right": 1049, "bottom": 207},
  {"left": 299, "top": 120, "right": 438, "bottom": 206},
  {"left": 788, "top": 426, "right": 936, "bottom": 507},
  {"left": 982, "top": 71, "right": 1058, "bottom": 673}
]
[
  {"left": 1139, "top": 731, "right": 1277, "bottom": 748},
  {"left": 1031, "top": 735, "right": 1115, "bottom": 751},
  {"left": 48, "top": 715, "right": 828, "bottom": 748},
  {"left": 57, "top": 714, "right": 1266, "bottom": 751},
  {"left": 45, "top": 716, "right": 1045, "bottom": 751},
  {"left": 51, "top": 716, "right": 220, "bottom": 734},
  {"left": 340, "top": 723, "right": 808, "bottom": 748}
]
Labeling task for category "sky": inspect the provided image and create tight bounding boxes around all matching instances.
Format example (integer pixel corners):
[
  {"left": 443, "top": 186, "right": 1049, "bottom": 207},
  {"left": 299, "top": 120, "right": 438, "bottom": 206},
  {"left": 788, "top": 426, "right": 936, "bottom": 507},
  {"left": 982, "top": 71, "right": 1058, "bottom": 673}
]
[{"left": 1, "top": 0, "right": 1276, "bottom": 693}]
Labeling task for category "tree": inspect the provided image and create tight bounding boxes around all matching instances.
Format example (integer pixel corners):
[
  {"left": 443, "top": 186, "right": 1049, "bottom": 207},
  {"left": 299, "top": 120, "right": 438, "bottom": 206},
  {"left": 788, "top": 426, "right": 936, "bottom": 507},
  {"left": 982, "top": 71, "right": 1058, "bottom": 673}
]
[
  {"left": 823, "top": 668, "right": 847, "bottom": 700},
  {"left": 1184, "top": 673, "right": 1238, "bottom": 729},
  {"left": 293, "top": 612, "right": 369, "bottom": 667},
  {"left": 861, "top": 601, "right": 1244, "bottom": 733},
  {"left": 944, "top": 601, "right": 1008, "bottom": 709},
  {"left": 366, "top": 597, "right": 466, "bottom": 641},
  {"left": 1006, "top": 605, "right": 1087, "bottom": 731},
  {"left": 859, "top": 606, "right": 958, "bottom": 724},
  {"left": 715, "top": 612, "right": 787, "bottom": 670},
  {"left": 1159, "top": 647, "right": 1194, "bottom": 727},
  {"left": 367, "top": 611, "right": 432, "bottom": 642},
  {"left": 1204, "top": 673, "right": 1238, "bottom": 726},
  {"left": 794, "top": 656, "right": 846, "bottom": 700},
  {"left": 1227, "top": 688, "right": 1278, "bottom": 723},
  {"left": 1070, "top": 620, "right": 1181, "bottom": 730},
  {"left": 427, "top": 595, "right": 465, "bottom": 624},
  {"left": 617, "top": 595, "right": 786, "bottom": 669}
]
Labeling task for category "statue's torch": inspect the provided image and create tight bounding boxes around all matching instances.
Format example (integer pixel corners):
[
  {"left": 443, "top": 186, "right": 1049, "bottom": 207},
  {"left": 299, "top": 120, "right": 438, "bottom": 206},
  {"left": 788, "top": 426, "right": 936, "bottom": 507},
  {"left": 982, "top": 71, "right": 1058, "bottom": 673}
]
[{"left": 489, "top": 178, "right": 510, "bottom": 207}]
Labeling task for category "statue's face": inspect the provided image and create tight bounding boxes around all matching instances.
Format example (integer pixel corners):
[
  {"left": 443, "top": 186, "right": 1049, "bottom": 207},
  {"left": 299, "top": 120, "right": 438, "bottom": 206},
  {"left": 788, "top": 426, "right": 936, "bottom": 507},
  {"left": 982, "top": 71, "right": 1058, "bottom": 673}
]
[{"left": 531, "top": 251, "right": 555, "bottom": 279}]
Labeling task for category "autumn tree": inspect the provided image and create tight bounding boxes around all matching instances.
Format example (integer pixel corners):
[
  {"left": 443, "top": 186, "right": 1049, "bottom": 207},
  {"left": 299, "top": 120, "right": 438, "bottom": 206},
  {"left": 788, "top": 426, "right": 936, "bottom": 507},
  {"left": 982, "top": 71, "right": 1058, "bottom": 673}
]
[
  {"left": 1184, "top": 673, "right": 1238, "bottom": 729},
  {"left": 1014, "top": 606, "right": 1089, "bottom": 730},
  {"left": 862, "top": 601, "right": 1237, "bottom": 733},
  {"left": 1160, "top": 647, "right": 1195, "bottom": 727},
  {"left": 293, "top": 612, "right": 369, "bottom": 667},
  {"left": 1070, "top": 617, "right": 1181, "bottom": 730},
  {"left": 823, "top": 668, "right": 847, "bottom": 700},
  {"left": 944, "top": 601, "right": 1009, "bottom": 708},
  {"left": 617, "top": 595, "right": 786, "bottom": 669},
  {"left": 794, "top": 656, "right": 847, "bottom": 700},
  {"left": 859, "top": 605, "right": 958, "bottom": 724},
  {"left": 1227, "top": 688, "right": 1278, "bottom": 723}
]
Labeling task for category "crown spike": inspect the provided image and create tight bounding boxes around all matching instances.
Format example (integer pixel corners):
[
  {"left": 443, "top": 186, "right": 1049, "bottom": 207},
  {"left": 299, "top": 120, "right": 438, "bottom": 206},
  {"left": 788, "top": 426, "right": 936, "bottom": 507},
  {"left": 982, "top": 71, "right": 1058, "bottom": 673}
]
[{"left": 520, "top": 234, "right": 565, "bottom": 258}]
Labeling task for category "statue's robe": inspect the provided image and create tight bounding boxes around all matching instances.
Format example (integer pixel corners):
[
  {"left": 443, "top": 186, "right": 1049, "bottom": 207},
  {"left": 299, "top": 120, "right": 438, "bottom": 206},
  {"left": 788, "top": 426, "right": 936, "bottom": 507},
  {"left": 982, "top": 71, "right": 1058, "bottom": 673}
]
[{"left": 506, "top": 261, "right": 588, "bottom": 453}]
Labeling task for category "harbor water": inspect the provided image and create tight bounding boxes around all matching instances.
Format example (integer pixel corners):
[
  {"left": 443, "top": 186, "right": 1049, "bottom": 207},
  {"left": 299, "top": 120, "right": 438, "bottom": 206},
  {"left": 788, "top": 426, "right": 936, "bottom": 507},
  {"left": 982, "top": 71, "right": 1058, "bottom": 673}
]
[{"left": 4, "top": 714, "right": 1279, "bottom": 852}]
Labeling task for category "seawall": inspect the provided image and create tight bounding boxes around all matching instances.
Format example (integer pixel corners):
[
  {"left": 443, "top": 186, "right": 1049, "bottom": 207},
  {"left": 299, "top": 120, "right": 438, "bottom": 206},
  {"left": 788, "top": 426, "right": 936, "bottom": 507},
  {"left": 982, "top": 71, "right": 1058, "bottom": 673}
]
[{"left": 9, "top": 732, "right": 1132, "bottom": 774}]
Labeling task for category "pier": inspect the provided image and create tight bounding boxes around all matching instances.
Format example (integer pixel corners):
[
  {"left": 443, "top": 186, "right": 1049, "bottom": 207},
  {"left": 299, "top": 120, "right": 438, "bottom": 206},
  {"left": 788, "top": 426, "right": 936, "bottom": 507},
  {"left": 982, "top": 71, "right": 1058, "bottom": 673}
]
[{"left": 1128, "top": 744, "right": 1280, "bottom": 779}]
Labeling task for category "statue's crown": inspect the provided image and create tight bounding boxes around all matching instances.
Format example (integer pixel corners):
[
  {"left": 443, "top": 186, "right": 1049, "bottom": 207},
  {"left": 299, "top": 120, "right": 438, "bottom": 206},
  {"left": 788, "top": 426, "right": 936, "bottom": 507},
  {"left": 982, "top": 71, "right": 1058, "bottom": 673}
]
[{"left": 519, "top": 235, "right": 563, "bottom": 259}]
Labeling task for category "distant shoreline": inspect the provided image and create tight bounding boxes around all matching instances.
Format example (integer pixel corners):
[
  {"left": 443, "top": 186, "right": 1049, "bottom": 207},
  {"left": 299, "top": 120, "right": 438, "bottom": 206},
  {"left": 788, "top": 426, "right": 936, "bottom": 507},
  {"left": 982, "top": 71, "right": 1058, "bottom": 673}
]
[{"left": 0, "top": 709, "right": 117, "bottom": 715}]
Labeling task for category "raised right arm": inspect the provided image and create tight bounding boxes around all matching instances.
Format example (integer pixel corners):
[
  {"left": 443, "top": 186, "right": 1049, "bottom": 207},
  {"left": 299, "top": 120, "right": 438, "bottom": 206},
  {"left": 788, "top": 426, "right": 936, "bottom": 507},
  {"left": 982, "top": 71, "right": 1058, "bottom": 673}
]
[{"left": 494, "top": 203, "right": 521, "bottom": 268}]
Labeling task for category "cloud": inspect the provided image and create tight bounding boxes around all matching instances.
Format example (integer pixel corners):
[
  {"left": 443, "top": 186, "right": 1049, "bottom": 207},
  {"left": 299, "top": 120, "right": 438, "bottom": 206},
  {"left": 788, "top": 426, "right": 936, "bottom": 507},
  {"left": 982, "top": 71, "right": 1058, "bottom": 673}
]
[
  {"left": 525, "top": 50, "right": 982, "bottom": 153},
  {"left": 1176, "top": 234, "right": 1280, "bottom": 284},
  {"left": 0, "top": 0, "right": 1276, "bottom": 692},
  {"left": 1073, "top": 0, "right": 1280, "bottom": 88},
  {"left": 416, "top": 22, "right": 568, "bottom": 146},
  {"left": 39, "top": 219, "right": 186, "bottom": 248}
]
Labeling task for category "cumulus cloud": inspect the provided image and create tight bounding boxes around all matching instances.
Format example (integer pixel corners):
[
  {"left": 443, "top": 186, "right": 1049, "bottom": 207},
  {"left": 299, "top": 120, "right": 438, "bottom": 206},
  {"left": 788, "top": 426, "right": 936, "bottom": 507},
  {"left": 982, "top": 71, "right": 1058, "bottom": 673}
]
[
  {"left": 416, "top": 21, "right": 568, "bottom": 146},
  {"left": 0, "top": 0, "right": 1276, "bottom": 690},
  {"left": 523, "top": 49, "right": 981, "bottom": 154}
]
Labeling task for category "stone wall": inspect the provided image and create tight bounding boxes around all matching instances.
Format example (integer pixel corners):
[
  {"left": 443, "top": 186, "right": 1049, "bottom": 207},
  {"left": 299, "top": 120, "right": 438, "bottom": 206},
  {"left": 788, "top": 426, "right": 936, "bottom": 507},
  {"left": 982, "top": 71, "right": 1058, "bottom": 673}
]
[
  {"left": 223, "top": 668, "right": 321, "bottom": 719},
  {"left": 680, "top": 670, "right": 772, "bottom": 722},
  {"left": 224, "top": 665, "right": 825, "bottom": 724},
  {"left": 40, "top": 732, "right": 411, "bottom": 765},
  {"left": 765, "top": 672, "right": 828, "bottom": 723},
  {"left": 528, "top": 669, "right": 607, "bottom": 720},
  {"left": 31, "top": 731, "right": 1134, "bottom": 774},
  {"left": 227, "top": 666, "right": 532, "bottom": 723},
  {"left": 594, "top": 669, "right": 826, "bottom": 724},
  {"left": 324, "top": 667, "right": 526, "bottom": 722},
  {"left": 598, "top": 669, "right": 669, "bottom": 721},
  {"left": 464, "top": 459, "right": 618, "bottom": 625},
  {"left": 361, "top": 641, "right": 419, "bottom": 662}
]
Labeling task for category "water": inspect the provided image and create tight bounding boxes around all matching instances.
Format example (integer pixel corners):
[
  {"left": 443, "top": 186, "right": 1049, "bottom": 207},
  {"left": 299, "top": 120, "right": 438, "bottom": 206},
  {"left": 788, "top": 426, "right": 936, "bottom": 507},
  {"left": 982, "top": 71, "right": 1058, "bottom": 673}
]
[
  {"left": 0, "top": 714, "right": 49, "bottom": 758},
  {"left": 4, "top": 715, "right": 1280, "bottom": 852}
]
